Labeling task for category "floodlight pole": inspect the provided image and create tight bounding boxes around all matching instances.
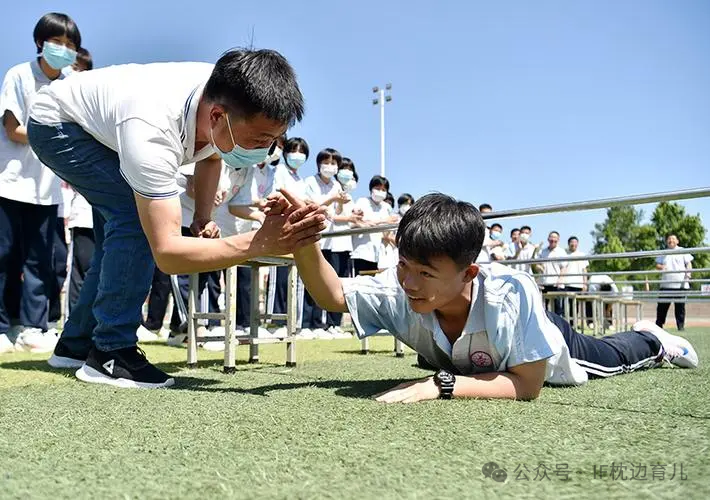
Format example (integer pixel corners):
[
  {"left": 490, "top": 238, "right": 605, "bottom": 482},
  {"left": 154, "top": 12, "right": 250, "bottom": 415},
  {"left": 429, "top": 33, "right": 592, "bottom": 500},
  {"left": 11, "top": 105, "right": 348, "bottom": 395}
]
[{"left": 372, "top": 84, "right": 392, "bottom": 178}]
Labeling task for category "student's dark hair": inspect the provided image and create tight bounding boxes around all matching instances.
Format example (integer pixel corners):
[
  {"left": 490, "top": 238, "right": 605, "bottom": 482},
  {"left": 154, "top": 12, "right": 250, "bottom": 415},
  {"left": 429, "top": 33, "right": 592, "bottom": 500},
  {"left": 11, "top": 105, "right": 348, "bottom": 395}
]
[
  {"left": 568, "top": 236, "right": 578, "bottom": 244},
  {"left": 34, "top": 13, "right": 81, "bottom": 53},
  {"left": 284, "top": 137, "right": 309, "bottom": 158},
  {"left": 491, "top": 223, "right": 503, "bottom": 231},
  {"left": 369, "top": 175, "right": 389, "bottom": 192},
  {"left": 269, "top": 134, "right": 287, "bottom": 166},
  {"left": 397, "top": 193, "right": 485, "bottom": 269},
  {"left": 549, "top": 231, "right": 560, "bottom": 238},
  {"left": 520, "top": 225, "right": 531, "bottom": 232},
  {"left": 384, "top": 192, "right": 395, "bottom": 207},
  {"left": 478, "top": 203, "right": 492, "bottom": 212},
  {"left": 204, "top": 48, "right": 304, "bottom": 126},
  {"left": 316, "top": 148, "right": 342, "bottom": 170},
  {"left": 398, "top": 193, "right": 414, "bottom": 206},
  {"left": 75, "top": 47, "right": 92, "bottom": 70},
  {"left": 340, "top": 157, "right": 359, "bottom": 182},
  {"left": 511, "top": 227, "right": 520, "bottom": 237},
  {"left": 666, "top": 233, "right": 677, "bottom": 240}
]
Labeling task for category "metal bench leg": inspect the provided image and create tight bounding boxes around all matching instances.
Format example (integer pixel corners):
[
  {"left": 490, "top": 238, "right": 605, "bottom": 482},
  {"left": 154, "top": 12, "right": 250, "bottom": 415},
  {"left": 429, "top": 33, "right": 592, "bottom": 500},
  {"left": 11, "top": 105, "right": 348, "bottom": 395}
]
[
  {"left": 286, "top": 264, "right": 297, "bottom": 367},
  {"left": 249, "top": 264, "right": 260, "bottom": 363},
  {"left": 223, "top": 266, "right": 236, "bottom": 374},
  {"left": 186, "top": 273, "right": 199, "bottom": 368}
]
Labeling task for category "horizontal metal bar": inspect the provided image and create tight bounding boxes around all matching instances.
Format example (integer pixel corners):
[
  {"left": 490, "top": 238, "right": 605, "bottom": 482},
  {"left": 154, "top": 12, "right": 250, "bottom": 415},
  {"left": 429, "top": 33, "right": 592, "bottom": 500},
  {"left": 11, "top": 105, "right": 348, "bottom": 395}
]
[
  {"left": 611, "top": 279, "right": 710, "bottom": 285},
  {"left": 322, "top": 186, "right": 710, "bottom": 239},
  {"left": 534, "top": 267, "right": 710, "bottom": 278},
  {"left": 502, "top": 246, "right": 709, "bottom": 266},
  {"left": 192, "top": 312, "right": 226, "bottom": 320}
]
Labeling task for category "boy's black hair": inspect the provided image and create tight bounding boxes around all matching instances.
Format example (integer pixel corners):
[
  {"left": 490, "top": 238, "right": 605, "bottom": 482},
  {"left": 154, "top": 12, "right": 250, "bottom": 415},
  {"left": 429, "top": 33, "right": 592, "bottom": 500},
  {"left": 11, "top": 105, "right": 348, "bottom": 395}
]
[
  {"left": 510, "top": 227, "right": 520, "bottom": 237},
  {"left": 34, "top": 13, "right": 81, "bottom": 53},
  {"left": 479, "top": 203, "right": 492, "bottom": 212},
  {"left": 315, "top": 148, "right": 342, "bottom": 170},
  {"left": 284, "top": 137, "right": 309, "bottom": 158},
  {"left": 491, "top": 223, "right": 503, "bottom": 231},
  {"left": 205, "top": 48, "right": 304, "bottom": 126},
  {"left": 384, "top": 192, "right": 395, "bottom": 207},
  {"left": 568, "top": 236, "right": 578, "bottom": 244},
  {"left": 549, "top": 231, "right": 560, "bottom": 238},
  {"left": 666, "top": 233, "right": 678, "bottom": 240},
  {"left": 75, "top": 47, "right": 92, "bottom": 70},
  {"left": 396, "top": 193, "right": 485, "bottom": 269},
  {"left": 340, "top": 157, "right": 359, "bottom": 182},
  {"left": 368, "top": 175, "right": 389, "bottom": 192},
  {"left": 398, "top": 193, "right": 414, "bottom": 206},
  {"left": 520, "top": 225, "right": 531, "bottom": 232},
  {"left": 269, "top": 134, "right": 287, "bottom": 166}
]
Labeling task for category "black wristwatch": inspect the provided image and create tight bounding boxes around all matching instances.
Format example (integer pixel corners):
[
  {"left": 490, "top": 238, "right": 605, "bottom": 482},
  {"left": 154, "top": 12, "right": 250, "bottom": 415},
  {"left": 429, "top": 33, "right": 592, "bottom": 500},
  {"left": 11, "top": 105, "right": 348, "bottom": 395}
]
[{"left": 434, "top": 369, "right": 455, "bottom": 400}]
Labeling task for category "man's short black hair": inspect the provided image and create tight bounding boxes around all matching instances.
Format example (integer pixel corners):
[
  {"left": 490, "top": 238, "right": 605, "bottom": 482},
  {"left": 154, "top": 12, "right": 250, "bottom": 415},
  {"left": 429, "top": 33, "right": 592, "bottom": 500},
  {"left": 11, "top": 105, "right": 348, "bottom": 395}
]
[
  {"left": 34, "top": 13, "right": 81, "bottom": 54},
  {"left": 491, "top": 223, "right": 503, "bottom": 231},
  {"left": 549, "top": 231, "right": 560, "bottom": 238},
  {"left": 284, "top": 137, "right": 309, "bottom": 158},
  {"left": 75, "top": 47, "right": 92, "bottom": 70},
  {"left": 398, "top": 193, "right": 414, "bottom": 206},
  {"left": 520, "top": 225, "right": 531, "bottom": 232},
  {"left": 340, "top": 157, "right": 359, "bottom": 182},
  {"left": 396, "top": 193, "right": 485, "bottom": 269},
  {"left": 204, "top": 48, "right": 304, "bottom": 127},
  {"left": 316, "top": 148, "right": 342, "bottom": 169},
  {"left": 511, "top": 227, "right": 520, "bottom": 237},
  {"left": 369, "top": 175, "right": 389, "bottom": 192},
  {"left": 479, "top": 203, "right": 492, "bottom": 212},
  {"left": 568, "top": 236, "right": 578, "bottom": 244}
]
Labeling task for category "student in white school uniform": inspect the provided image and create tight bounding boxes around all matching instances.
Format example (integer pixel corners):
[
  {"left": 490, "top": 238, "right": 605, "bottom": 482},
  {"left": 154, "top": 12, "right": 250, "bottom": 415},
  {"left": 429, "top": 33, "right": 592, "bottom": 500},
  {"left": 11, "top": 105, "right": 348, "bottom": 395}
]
[
  {"left": 302, "top": 148, "right": 348, "bottom": 338},
  {"left": 267, "top": 137, "right": 309, "bottom": 337},
  {"left": 535, "top": 231, "right": 568, "bottom": 316},
  {"left": 0, "top": 13, "right": 82, "bottom": 355},
  {"left": 350, "top": 175, "right": 397, "bottom": 276},
  {"left": 378, "top": 193, "right": 415, "bottom": 272},
  {"left": 324, "top": 157, "right": 363, "bottom": 337},
  {"left": 510, "top": 225, "right": 537, "bottom": 273},
  {"left": 290, "top": 192, "right": 697, "bottom": 403},
  {"left": 27, "top": 48, "right": 326, "bottom": 388},
  {"left": 655, "top": 234, "right": 694, "bottom": 331}
]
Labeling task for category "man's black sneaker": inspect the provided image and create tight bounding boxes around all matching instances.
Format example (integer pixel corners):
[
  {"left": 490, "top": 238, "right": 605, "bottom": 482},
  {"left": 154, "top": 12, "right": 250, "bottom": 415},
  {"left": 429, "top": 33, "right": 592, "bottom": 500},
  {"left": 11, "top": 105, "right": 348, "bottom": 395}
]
[
  {"left": 75, "top": 346, "right": 175, "bottom": 389},
  {"left": 48, "top": 340, "right": 89, "bottom": 369}
]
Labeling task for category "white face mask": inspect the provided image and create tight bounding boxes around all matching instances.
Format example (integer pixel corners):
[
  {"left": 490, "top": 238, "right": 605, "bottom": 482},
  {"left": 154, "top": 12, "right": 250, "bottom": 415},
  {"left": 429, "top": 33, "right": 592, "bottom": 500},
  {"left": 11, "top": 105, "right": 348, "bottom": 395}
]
[
  {"left": 320, "top": 164, "right": 338, "bottom": 179},
  {"left": 398, "top": 204, "right": 411, "bottom": 216},
  {"left": 286, "top": 152, "right": 306, "bottom": 169},
  {"left": 519, "top": 232, "right": 530, "bottom": 243},
  {"left": 371, "top": 189, "right": 387, "bottom": 203}
]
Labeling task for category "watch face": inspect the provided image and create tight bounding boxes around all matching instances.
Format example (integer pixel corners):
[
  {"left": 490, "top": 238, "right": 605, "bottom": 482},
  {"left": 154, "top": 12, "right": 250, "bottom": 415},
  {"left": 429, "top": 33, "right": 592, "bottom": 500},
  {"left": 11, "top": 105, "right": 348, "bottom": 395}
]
[{"left": 437, "top": 371, "right": 455, "bottom": 385}]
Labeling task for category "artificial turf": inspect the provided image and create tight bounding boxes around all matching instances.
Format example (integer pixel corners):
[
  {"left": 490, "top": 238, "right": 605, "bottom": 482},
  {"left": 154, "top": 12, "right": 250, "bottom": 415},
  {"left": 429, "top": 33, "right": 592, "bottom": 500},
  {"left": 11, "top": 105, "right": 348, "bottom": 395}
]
[{"left": 1, "top": 328, "right": 708, "bottom": 499}]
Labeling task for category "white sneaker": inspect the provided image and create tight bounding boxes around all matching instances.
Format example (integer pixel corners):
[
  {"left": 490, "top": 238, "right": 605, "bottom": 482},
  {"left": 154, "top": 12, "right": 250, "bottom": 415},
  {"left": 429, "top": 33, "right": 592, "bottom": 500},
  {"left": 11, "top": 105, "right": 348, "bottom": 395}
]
[
  {"left": 14, "top": 327, "right": 58, "bottom": 353},
  {"left": 313, "top": 328, "right": 333, "bottom": 340},
  {"left": 328, "top": 326, "right": 351, "bottom": 339},
  {"left": 156, "top": 328, "right": 170, "bottom": 340},
  {"left": 0, "top": 333, "right": 14, "bottom": 354},
  {"left": 207, "top": 326, "right": 226, "bottom": 337},
  {"left": 136, "top": 325, "right": 160, "bottom": 343},
  {"left": 272, "top": 327, "right": 288, "bottom": 338},
  {"left": 633, "top": 320, "right": 699, "bottom": 369},
  {"left": 296, "top": 328, "right": 315, "bottom": 339},
  {"left": 258, "top": 327, "right": 272, "bottom": 338},
  {"left": 202, "top": 341, "right": 225, "bottom": 352}
]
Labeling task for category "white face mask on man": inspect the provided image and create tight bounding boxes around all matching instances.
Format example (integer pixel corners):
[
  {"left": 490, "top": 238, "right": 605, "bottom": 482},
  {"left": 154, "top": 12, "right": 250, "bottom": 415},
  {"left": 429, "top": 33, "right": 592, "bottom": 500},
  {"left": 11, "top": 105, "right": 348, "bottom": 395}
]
[{"left": 320, "top": 164, "right": 338, "bottom": 179}]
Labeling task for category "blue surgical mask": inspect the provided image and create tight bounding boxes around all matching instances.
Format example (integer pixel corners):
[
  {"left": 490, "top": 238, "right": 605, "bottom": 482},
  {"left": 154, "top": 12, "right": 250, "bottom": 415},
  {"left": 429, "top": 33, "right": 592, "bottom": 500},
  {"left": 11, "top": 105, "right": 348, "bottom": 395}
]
[
  {"left": 210, "top": 113, "right": 270, "bottom": 170},
  {"left": 286, "top": 152, "right": 306, "bottom": 169},
  {"left": 336, "top": 169, "right": 353, "bottom": 184},
  {"left": 490, "top": 231, "right": 502, "bottom": 241},
  {"left": 42, "top": 41, "right": 77, "bottom": 70}
]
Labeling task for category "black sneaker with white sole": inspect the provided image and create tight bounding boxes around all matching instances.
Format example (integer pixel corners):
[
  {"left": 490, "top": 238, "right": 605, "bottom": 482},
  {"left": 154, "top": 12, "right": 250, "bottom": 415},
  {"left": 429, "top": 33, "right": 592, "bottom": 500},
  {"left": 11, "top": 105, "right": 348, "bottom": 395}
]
[
  {"left": 75, "top": 346, "right": 175, "bottom": 389},
  {"left": 48, "top": 340, "right": 89, "bottom": 369}
]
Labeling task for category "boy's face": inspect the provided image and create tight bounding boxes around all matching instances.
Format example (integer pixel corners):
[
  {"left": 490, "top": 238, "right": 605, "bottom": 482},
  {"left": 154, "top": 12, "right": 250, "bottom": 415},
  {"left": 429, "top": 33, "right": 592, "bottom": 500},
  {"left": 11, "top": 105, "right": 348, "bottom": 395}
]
[
  {"left": 396, "top": 255, "right": 477, "bottom": 314},
  {"left": 666, "top": 235, "right": 678, "bottom": 249},
  {"left": 548, "top": 233, "right": 559, "bottom": 249},
  {"left": 568, "top": 238, "right": 578, "bottom": 252}
]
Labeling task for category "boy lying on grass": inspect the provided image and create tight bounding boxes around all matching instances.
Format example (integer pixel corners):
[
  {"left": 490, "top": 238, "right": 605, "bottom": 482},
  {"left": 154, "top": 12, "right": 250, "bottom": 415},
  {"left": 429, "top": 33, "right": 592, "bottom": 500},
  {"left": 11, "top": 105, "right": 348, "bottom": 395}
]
[{"left": 283, "top": 190, "right": 698, "bottom": 403}]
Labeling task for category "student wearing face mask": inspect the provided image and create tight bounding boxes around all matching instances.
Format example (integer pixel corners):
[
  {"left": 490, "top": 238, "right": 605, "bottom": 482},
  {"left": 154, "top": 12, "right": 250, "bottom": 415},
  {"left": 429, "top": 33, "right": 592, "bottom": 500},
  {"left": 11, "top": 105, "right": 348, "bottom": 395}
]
[
  {"left": 0, "top": 13, "right": 82, "bottom": 355},
  {"left": 379, "top": 193, "right": 415, "bottom": 271},
  {"left": 301, "top": 148, "right": 347, "bottom": 338},
  {"left": 511, "top": 225, "right": 537, "bottom": 274},
  {"left": 322, "top": 157, "right": 362, "bottom": 337},
  {"left": 474, "top": 204, "right": 504, "bottom": 264},
  {"left": 350, "top": 175, "right": 398, "bottom": 276},
  {"left": 487, "top": 223, "right": 506, "bottom": 262}
]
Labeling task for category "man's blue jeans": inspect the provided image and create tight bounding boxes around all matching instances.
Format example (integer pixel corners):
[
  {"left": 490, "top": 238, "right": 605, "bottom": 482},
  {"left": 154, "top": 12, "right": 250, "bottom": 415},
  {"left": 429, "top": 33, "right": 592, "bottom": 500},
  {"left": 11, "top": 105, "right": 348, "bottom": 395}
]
[{"left": 28, "top": 119, "right": 155, "bottom": 352}]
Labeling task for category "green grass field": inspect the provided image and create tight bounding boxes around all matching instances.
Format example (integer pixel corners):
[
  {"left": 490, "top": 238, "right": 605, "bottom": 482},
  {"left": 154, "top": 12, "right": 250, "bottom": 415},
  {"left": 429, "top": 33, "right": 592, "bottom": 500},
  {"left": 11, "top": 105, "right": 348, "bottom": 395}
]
[{"left": 1, "top": 328, "right": 708, "bottom": 500}]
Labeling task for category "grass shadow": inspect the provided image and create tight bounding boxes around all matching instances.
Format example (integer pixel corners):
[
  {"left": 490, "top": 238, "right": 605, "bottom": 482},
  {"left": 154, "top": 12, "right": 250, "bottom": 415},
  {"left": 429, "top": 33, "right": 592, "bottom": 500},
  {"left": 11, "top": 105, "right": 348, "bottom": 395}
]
[{"left": 171, "top": 377, "right": 417, "bottom": 399}]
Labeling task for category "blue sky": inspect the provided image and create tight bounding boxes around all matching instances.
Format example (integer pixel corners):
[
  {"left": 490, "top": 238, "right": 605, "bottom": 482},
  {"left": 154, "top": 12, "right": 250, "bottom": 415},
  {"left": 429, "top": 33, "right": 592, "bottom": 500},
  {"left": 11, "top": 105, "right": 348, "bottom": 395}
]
[{"left": 3, "top": 0, "right": 709, "bottom": 251}]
